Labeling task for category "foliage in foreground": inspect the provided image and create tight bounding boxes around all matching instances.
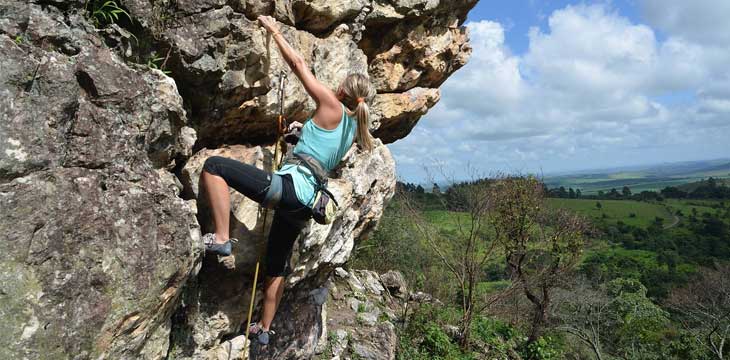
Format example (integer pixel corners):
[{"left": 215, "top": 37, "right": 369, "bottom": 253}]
[
  {"left": 397, "top": 304, "right": 564, "bottom": 360},
  {"left": 356, "top": 178, "right": 730, "bottom": 359},
  {"left": 85, "top": 0, "right": 132, "bottom": 27}
]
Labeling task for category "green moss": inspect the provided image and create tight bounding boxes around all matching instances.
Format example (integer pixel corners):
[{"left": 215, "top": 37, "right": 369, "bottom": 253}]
[
  {"left": 0, "top": 261, "right": 52, "bottom": 358},
  {"left": 378, "top": 311, "right": 390, "bottom": 323}
]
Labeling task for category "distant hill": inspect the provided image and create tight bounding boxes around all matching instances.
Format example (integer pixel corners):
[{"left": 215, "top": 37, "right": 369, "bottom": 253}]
[
  {"left": 676, "top": 177, "right": 730, "bottom": 192},
  {"left": 544, "top": 159, "right": 730, "bottom": 194}
]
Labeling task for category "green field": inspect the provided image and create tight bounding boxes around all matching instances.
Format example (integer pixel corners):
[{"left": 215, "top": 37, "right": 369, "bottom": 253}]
[
  {"left": 544, "top": 159, "right": 730, "bottom": 194},
  {"left": 547, "top": 198, "right": 674, "bottom": 227},
  {"left": 423, "top": 210, "right": 470, "bottom": 230},
  {"left": 664, "top": 199, "right": 723, "bottom": 217},
  {"left": 422, "top": 198, "right": 678, "bottom": 229}
]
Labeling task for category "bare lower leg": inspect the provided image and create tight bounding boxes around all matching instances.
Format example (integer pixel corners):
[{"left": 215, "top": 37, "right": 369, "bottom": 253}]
[
  {"left": 201, "top": 170, "right": 230, "bottom": 244},
  {"left": 260, "top": 276, "right": 285, "bottom": 331}
]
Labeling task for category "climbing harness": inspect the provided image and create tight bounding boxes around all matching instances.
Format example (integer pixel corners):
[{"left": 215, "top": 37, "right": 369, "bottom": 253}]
[
  {"left": 282, "top": 153, "right": 339, "bottom": 225},
  {"left": 242, "top": 70, "right": 289, "bottom": 351}
]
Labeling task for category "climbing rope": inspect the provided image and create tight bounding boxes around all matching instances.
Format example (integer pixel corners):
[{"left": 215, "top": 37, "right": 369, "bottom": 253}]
[{"left": 242, "top": 70, "right": 288, "bottom": 353}]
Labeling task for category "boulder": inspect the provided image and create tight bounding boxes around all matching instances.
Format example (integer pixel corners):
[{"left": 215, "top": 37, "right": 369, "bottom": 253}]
[
  {"left": 353, "top": 270, "right": 386, "bottom": 296},
  {"left": 380, "top": 270, "right": 408, "bottom": 299},
  {"left": 372, "top": 87, "right": 440, "bottom": 143},
  {"left": 319, "top": 269, "right": 409, "bottom": 360},
  {"left": 292, "top": 0, "right": 370, "bottom": 33},
  {"left": 0, "top": 2, "right": 199, "bottom": 359}
]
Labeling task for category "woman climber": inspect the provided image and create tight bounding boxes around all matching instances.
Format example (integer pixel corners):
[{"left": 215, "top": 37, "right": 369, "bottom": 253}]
[{"left": 199, "top": 15, "right": 376, "bottom": 345}]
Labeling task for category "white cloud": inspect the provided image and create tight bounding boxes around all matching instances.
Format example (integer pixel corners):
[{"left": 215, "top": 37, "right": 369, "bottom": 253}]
[
  {"left": 439, "top": 20, "right": 525, "bottom": 116},
  {"left": 388, "top": 4, "right": 730, "bottom": 182},
  {"left": 640, "top": 0, "right": 730, "bottom": 47}
]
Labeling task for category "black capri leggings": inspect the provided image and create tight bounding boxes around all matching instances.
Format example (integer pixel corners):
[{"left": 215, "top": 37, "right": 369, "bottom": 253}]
[{"left": 202, "top": 156, "right": 312, "bottom": 277}]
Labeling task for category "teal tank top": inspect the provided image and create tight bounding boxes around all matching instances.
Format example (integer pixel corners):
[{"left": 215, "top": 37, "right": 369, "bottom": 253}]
[{"left": 275, "top": 103, "right": 357, "bottom": 207}]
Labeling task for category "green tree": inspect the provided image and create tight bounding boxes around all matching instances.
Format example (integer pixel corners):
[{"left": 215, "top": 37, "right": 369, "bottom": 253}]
[
  {"left": 558, "top": 186, "right": 568, "bottom": 198},
  {"left": 605, "top": 278, "right": 669, "bottom": 358},
  {"left": 622, "top": 186, "right": 632, "bottom": 198},
  {"left": 556, "top": 278, "right": 670, "bottom": 360},
  {"left": 491, "top": 176, "right": 590, "bottom": 344},
  {"left": 555, "top": 278, "right": 611, "bottom": 360},
  {"left": 666, "top": 264, "right": 730, "bottom": 360},
  {"left": 401, "top": 179, "right": 502, "bottom": 350}
]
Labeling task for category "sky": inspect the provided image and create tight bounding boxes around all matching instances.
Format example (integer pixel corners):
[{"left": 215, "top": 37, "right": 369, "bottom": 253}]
[{"left": 387, "top": 0, "right": 730, "bottom": 183}]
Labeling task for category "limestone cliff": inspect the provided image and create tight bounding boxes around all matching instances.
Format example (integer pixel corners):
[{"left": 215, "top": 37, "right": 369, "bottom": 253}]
[{"left": 0, "top": 1, "right": 476, "bottom": 359}]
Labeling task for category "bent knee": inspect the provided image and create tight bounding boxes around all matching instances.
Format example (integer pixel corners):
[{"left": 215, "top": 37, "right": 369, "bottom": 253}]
[
  {"left": 203, "top": 156, "right": 225, "bottom": 175},
  {"left": 265, "top": 259, "right": 290, "bottom": 278}
]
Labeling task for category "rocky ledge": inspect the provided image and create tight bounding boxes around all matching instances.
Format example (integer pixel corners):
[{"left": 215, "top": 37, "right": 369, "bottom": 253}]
[
  {"left": 214, "top": 268, "right": 436, "bottom": 360},
  {"left": 0, "top": 1, "right": 476, "bottom": 359}
]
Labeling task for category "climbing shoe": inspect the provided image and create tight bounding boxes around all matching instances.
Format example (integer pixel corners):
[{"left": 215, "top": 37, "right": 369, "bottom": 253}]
[
  {"left": 202, "top": 233, "right": 238, "bottom": 256},
  {"left": 247, "top": 322, "right": 275, "bottom": 345}
]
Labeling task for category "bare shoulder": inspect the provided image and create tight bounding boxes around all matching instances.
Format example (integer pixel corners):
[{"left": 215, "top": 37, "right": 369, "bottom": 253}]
[{"left": 311, "top": 100, "right": 343, "bottom": 130}]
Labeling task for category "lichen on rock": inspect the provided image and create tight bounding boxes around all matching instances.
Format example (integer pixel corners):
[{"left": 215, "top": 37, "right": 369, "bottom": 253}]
[{"left": 0, "top": 0, "right": 476, "bottom": 359}]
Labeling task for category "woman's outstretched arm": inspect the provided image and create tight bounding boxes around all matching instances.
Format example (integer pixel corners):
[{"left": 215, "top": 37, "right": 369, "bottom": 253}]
[{"left": 258, "top": 16, "right": 341, "bottom": 128}]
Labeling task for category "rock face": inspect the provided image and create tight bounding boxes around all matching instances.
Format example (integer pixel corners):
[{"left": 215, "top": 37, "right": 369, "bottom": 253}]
[
  {"left": 0, "top": 3, "right": 199, "bottom": 359},
  {"left": 168, "top": 142, "right": 396, "bottom": 359},
  {"left": 0, "top": 0, "right": 475, "bottom": 359},
  {"left": 213, "top": 268, "right": 416, "bottom": 360},
  {"left": 119, "top": 0, "right": 475, "bottom": 148}
]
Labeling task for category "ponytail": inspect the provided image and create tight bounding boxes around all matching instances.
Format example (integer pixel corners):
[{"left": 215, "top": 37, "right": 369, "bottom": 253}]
[
  {"left": 339, "top": 73, "right": 376, "bottom": 152},
  {"left": 354, "top": 101, "right": 373, "bottom": 152}
]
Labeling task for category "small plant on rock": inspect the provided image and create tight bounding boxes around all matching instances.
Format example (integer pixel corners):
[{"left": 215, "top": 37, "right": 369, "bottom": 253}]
[
  {"left": 378, "top": 312, "right": 390, "bottom": 323},
  {"left": 86, "top": 0, "right": 132, "bottom": 27},
  {"left": 147, "top": 54, "right": 171, "bottom": 75}
]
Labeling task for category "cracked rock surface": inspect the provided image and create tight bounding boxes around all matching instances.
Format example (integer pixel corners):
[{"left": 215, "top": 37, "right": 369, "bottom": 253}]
[
  {"left": 0, "top": 0, "right": 475, "bottom": 359},
  {"left": 0, "top": 3, "right": 199, "bottom": 359}
]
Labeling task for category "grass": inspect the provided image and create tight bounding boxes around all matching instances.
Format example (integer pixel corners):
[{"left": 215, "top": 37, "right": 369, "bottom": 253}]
[
  {"left": 423, "top": 198, "right": 714, "bottom": 231},
  {"left": 664, "top": 199, "right": 723, "bottom": 217},
  {"left": 547, "top": 198, "right": 673, "bottom": 227},
  {"left": 423, "top": 210, "right": 471, "bottom": 231},
  {"left": 86, "top": 0, "right": 132, "bottom": 26},
  {"left": 544, "top": 160, "right": 730, "bottom": 195},
  {"left": 424, "top": 198, "right": 677, "bottom": 230},
  {"left": 476, "top": 280, "right": 511, "bottom": 295}
]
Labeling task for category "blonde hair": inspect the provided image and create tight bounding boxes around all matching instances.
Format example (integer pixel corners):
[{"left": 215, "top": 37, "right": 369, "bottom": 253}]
[{"left": 339, "top": 73, "right": 376, "bottom": 152}]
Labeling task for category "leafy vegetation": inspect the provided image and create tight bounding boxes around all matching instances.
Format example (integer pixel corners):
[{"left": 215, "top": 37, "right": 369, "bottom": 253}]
[
  {"left": 146, "top": 54, "right": 171, "bottom": 75},
  {"left": 397, "top": 304, "right": 563, "bottom": 360},
  {"left": 354, "top": 175, "right": 730, "bottom": 359},
  {"left": 547, "top": 198, "right": 673, "bottom": 227},
  {"left": 85, "top": 0, "right": 132, "bottom": 27}
]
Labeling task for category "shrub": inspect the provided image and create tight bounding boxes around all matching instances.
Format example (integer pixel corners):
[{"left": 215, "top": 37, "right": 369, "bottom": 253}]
[
  {"left": 421, "top": 324, "right": 458, "bottom": 358},
  {"left": 472, "top": 316, "right": 517, "bottom": 343},
  {"left": 519, "top": 335, "right": 563, "bottom": 360}
]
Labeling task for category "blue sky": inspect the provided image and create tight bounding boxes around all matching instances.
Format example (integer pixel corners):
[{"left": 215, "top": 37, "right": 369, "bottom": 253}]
[
  {"left": 388, "top": 0, "right": 730, "bottom": 182},
  {"left": 469, "top": 1, "right": 643, "bottom": 52}
]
